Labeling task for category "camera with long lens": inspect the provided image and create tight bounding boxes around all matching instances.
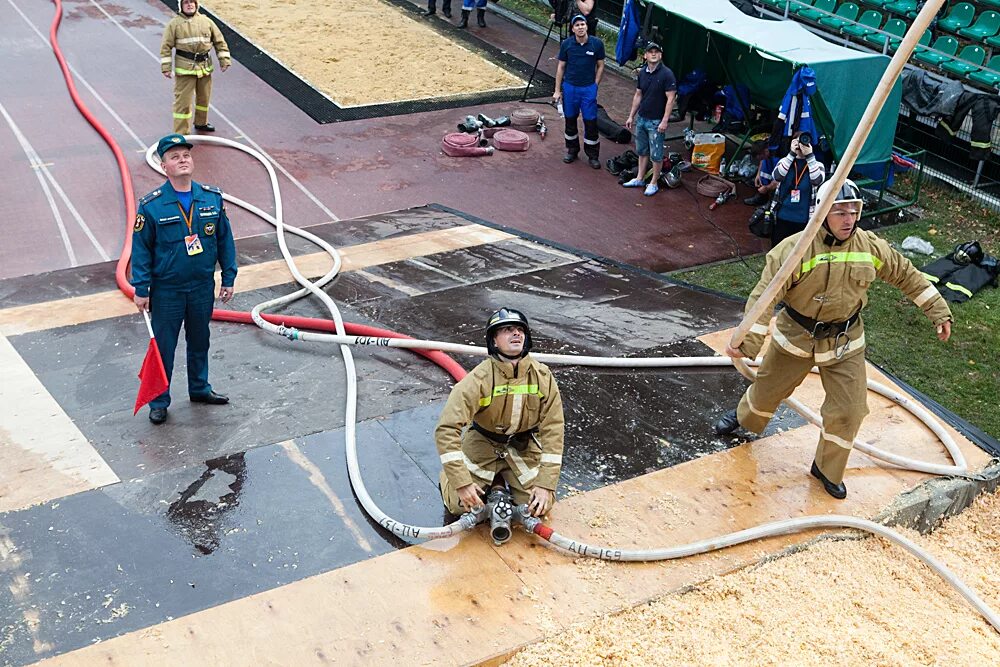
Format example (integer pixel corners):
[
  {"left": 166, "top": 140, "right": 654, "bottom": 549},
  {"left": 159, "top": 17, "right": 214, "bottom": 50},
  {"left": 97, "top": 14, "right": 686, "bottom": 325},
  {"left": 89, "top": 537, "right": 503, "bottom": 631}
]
[{"left": 798, "top": 132, "right": 812, "bottom": 147}]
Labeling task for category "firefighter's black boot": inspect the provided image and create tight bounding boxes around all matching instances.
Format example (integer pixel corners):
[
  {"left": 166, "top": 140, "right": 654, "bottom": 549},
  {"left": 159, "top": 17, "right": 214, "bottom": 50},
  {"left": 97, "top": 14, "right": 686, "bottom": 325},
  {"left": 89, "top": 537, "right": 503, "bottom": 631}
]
[
  {"left": 458, "top": 9, "right": 469, "bottom": 27},
  {"left": 810, "top": 461, "right": 848, "bottom": 500},
  {"left": 476, "top": 8, "right": 487, "bottom": 27},
  {"left": 713, "top": 409, "right": 740, "bottom": 436}
]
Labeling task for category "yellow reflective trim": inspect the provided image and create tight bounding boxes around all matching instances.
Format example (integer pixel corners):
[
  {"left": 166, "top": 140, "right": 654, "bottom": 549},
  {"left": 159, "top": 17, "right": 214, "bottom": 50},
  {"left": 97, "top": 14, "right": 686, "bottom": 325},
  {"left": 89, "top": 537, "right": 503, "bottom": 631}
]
[
  {"left": 920, "top": 272, "right": 939, "bottom": 284},
  {"left": 945, "top": 282, "right": 973, "bottom": 298},
  {"left": 478, "top": 383, "right": 539, "bottom": 407},
  {"left": 195, "top": 105, "right": 209, "bottom": 111},
  {"left": 174, "top": 66, "right": 212, "bottom": 76},
  {"left": 801, "top": 252, "right": 883, "bottom": 275},
  {"left": 173, "top": 112, "right": 192, "bottom": 119}
]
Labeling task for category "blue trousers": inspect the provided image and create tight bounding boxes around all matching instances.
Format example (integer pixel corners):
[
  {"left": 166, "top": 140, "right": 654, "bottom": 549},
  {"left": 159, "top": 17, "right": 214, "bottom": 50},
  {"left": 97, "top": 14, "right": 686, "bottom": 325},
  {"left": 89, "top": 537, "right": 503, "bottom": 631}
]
[
  {"left": 462, "top": 0, "right": 486, "bottom": 7},
  {"left": 149, "top": 282, "right": 215, "bottom": 408}
]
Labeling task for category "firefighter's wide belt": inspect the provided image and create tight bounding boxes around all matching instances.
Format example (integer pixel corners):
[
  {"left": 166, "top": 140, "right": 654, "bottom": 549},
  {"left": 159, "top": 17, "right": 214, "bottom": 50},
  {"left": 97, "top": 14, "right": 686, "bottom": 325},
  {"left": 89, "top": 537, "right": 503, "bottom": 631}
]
[
  {"left": 784, "top": 306, "right": 860, "bottom": 339},
  {"left": 176, "top": 49, "right": 210, "bottom": 62},
  {"left": 471, "top": 422, "right": 537, "bottom": 450}
]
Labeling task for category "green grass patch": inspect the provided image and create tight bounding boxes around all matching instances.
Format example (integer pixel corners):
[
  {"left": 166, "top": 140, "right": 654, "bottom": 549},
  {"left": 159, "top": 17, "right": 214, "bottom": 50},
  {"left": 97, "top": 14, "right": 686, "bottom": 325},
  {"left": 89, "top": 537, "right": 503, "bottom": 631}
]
[{"left": 671, "top": 179, "right": 1000, "bottom": 440}]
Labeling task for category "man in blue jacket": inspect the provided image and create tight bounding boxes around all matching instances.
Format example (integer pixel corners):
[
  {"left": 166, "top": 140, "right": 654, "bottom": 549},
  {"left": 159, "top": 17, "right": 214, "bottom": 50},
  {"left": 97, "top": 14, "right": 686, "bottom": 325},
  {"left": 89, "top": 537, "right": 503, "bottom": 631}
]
[{"left": 131, "top": 134, "right": 238, "bottom": 424}]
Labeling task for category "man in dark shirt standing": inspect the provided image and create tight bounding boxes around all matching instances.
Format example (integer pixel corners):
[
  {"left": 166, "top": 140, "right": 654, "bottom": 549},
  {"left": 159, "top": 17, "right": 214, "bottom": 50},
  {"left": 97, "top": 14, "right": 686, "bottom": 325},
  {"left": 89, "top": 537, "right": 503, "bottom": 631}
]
[
  {"left": 623, "top": 42, "right": 676, "bottom": 196},
  {"left": 554, "top": 14, "right": 606, "bottom": 169}
]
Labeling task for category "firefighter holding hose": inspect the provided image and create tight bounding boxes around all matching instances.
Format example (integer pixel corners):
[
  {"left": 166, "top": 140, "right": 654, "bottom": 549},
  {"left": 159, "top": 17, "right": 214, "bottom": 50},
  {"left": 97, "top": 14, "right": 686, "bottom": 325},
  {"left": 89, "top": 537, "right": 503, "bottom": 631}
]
[
  {"left": 714, "top": 180, "right": 952, "bottom": 499},
  {"left": 436, "top": 309, "right": 565, "bottom": 519}
]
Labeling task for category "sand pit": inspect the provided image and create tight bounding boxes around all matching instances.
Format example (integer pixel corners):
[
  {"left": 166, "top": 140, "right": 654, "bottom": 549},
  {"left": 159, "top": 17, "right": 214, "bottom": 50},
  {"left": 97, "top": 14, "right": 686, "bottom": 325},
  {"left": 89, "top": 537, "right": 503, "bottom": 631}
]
[
  {"left": 203, "top": 0, "right": 525, "bottom": 107},
  {"left": 505, "top": 489, "right": 1000, "bottom": 664}
]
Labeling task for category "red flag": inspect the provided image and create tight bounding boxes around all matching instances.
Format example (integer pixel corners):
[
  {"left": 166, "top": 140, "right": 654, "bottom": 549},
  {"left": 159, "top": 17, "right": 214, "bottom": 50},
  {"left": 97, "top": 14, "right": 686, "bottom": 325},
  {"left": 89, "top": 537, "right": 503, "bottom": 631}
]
[{"left": 134, "top": 312, "right": 169, "bottom": 415}]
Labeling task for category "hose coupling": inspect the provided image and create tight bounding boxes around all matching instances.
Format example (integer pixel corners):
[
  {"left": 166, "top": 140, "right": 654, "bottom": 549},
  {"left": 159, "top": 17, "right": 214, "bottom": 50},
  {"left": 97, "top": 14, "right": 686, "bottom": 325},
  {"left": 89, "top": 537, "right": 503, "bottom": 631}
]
[
  {"left": 458, "top": 504, "right": 487, "bottom": 530},
  {"left": 487, "top": 486, "right": 515, "bottom": 545},
  {"left": 277, "top": 325, "right": 300, "bottom": 340}
]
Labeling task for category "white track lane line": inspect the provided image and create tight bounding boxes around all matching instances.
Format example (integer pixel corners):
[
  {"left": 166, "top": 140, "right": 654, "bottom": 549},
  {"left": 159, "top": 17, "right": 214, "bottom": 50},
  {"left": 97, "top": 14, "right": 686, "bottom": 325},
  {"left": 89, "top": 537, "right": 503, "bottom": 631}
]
[
  {"left": 85, "top": 0, "right": 341, "bottom": 222},
  {"left": 0, "top": 100, "right": 77, "bottom": 266},
  {"left": 6, "top": 0, "right": 146, "bottom": 151}
]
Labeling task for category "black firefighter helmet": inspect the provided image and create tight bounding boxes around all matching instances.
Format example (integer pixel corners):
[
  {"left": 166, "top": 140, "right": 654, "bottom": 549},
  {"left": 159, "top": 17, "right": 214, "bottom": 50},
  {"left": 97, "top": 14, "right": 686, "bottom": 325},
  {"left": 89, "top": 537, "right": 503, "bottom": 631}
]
[{"left": 486, "top": 308, "right": 532, "bottom": 359}]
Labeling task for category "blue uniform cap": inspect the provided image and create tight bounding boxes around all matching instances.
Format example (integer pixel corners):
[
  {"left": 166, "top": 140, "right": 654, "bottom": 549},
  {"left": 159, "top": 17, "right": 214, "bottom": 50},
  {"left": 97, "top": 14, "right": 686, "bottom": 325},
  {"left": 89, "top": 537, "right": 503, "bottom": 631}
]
[
  {"left": 156, "top": 133, "right": 193, "bottom": 159},
  {"left": 570, "top": 13, "right": 587, "bottom": 25},
  {"left": 645, "top": 41, "right": 662, "bottom": 52}
]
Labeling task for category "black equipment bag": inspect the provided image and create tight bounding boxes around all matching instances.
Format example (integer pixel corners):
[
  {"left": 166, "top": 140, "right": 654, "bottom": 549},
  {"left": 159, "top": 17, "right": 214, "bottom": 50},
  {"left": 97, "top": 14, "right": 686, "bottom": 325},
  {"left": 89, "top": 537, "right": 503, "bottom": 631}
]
[{"left": 597, "top": 105, "right": 632, "bottom": 144}]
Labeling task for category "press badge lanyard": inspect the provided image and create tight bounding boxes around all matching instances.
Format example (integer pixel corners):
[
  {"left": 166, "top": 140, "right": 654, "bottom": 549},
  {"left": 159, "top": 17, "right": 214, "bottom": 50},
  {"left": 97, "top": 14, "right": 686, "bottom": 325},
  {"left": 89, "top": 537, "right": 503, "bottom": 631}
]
[
  {"left": 177, "top": 201, "right": 203, "bottom": 256},
  {"left": 789, "top": 161, "right": 808, "bottom": 204}
]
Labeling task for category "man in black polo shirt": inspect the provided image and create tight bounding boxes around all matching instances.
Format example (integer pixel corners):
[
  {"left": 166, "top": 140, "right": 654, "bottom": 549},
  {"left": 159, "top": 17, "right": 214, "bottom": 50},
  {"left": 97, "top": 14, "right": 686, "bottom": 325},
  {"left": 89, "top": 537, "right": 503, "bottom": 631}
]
[
  {"left": 623, "top": 42, "right": 677, "bottom": 197},
  {"left": 554, "top": 14, "right": 606, "bottom": 169}
]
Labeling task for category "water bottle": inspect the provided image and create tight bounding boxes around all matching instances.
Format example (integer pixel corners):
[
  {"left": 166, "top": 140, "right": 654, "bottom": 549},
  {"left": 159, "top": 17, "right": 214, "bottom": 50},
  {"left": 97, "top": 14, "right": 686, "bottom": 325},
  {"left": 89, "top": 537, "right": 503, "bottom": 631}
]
[
  {"left": 719, "top": 158, "right": 727, "bottom": 176},
  {"left": 557, "top": 101, "right": 564, "bottom": 118}
]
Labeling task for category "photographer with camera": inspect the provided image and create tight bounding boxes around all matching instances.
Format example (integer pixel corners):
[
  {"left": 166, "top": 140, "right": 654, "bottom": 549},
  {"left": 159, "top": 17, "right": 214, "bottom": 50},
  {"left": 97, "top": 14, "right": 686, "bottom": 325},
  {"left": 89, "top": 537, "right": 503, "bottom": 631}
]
[
  {"left": 769, "top": 131, "right": 825, "bottom": 247},
  {"left": 554, "top": 14, "right": 605, "bottom": 168}
]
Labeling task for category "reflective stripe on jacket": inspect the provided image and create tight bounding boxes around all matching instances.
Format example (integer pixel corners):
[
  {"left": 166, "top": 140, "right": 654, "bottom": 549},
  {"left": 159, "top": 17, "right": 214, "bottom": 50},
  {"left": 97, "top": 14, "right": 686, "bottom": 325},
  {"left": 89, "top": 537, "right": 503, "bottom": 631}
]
[
  {"left": 740, "top": 227, "right": 952, "bottom": 365},
  {"left": 160, "top": 14, "right": 230, "bottom": 76},
  {"left": 435, "top": 356, "right": 564, "bottom": 492}
]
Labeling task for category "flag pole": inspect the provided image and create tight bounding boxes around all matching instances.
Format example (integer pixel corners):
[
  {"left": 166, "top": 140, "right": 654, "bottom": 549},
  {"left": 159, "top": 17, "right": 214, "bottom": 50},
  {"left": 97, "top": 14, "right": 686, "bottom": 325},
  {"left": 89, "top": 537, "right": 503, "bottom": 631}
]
[{"left": 142, "top": 309, "right": 155, "bottom": 339}]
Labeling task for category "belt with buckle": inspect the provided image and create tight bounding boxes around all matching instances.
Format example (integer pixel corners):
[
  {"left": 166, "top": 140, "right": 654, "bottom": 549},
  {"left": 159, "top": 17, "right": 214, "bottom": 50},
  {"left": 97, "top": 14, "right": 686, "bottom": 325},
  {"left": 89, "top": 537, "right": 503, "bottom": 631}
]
[
  {"left": 176, "top": 49, "right": 210, "bottom": 62},
  {"left": 784, "top": 306, "right": 860, "bottom": 340},
  {"left": 471, "top": 422, "right": 537, "bottom": 451}
]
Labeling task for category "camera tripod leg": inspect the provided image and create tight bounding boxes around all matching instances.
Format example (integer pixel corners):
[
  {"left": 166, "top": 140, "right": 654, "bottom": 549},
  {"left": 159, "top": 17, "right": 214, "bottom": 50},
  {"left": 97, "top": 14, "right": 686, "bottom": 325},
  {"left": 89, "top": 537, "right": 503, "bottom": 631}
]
[{"left": 520, "top": 21, "right": 558, "bottom": 103}]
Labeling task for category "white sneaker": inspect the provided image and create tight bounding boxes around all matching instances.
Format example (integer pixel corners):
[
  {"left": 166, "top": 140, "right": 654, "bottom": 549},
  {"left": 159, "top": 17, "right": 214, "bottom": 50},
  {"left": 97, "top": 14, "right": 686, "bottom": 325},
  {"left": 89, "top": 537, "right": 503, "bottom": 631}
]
[
  {"left": 644, "top": 183, "right": 659, "bottom": 196},
  {"left": 622, "top": 177, "right": 645, "bottom": 188}
]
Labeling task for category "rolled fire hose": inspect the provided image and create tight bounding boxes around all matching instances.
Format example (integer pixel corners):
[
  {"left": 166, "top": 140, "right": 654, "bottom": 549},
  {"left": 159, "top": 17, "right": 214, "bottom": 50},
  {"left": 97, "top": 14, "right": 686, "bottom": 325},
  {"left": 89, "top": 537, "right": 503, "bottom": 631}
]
[
  {"left": 492, "top": 128, "right": 530, "bottom": 152},
  {"left": 696, "top": 173, "right": 737, "bottom": 199},
  {"left": 510, "top": 108, "right": 540, "bottom": 130},
  {"left": 48, "top": 0, "right": 993, "bottom": 630},
  {"left": 442, "top": 132, "right": 494, "bottom": 157}
]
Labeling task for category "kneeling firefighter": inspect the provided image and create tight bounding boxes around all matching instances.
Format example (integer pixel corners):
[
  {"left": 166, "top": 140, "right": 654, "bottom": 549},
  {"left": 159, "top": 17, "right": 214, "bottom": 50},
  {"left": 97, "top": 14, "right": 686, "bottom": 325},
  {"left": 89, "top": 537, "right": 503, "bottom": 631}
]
[
  {"left": 436, "top": 309, "right": 565, "bottom": 519},
  {"left": 714, "top": 179, "right": 953, "bottom": 499}
]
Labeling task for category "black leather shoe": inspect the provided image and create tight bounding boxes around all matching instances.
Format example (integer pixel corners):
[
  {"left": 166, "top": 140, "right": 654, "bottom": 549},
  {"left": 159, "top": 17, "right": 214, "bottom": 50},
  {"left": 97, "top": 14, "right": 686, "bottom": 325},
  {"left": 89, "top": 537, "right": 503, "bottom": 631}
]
[
  {"left": 421, "top": 8, "right": 436, "bottom": 16},
  {"left": 149, "top": 407, "right": 168, "bottom": 424},
  {"left": 443, "top": 9, "right": 452, "bottom": 17},
  {"left": 194, "top": 123, "right": 216, "bottom": 132},
  {"left": 190, "top": 391, "right": 229, "bottom": 405},
  {"left": 810, "top": 461, "right": 847, "bottom": 499},
  {"left": 713, "top": 409, "right": 740, "bottom": 436},
  {"left": 563, "top": 152, "right": 578, "bottom": 164},
  {"left": 588, "top": 158, "right": 601, "bottom": 169},
  {"left": 744, "top": 192, "right": 768, "bottom": 207}
]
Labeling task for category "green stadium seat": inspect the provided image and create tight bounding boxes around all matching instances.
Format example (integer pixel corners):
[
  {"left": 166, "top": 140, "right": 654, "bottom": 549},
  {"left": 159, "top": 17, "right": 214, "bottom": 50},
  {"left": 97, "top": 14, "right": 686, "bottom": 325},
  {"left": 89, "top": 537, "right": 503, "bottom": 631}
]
[
  {"left": 820, "top": 2, "right": 860, "bottom": 29},
  {"left": 912, "top": 35, "right": 959, "bottom": 66},
  {"left": 938, "top": 3, "right": 975, "bottom": 34},
  {"left": 884, "top": 0, "right": 916, "bottom": 16},
  {"left": 892, "top": 26, "right": 930, "bottom": 52},
  {"left": 986, "top": 31, "right": 1000, "bottom": 47},
  {"left": 958, "top": 10, "right": 1000, "bottom": 40},
  {"left": 941, "top": 44, "right": 986, "bottom": 75},
  {"left": 844, "top": 10, "right": 884, "bottom": 37},
  {"left": 860, "top": 0, "right": 890, "bottom": 7},
  {"left": 759, "top": 0, "right": 787, "bottom": 10},
  {"left": 967, "top": 55, "right": 1000, "bottom": 87},
  {"left": 865, "top": 17, "right": 907, "bottom": 48},
  {"left": 981, "top": 0, "right": 1000, "bottom": 10},
  {"left": 797, "top": 0, "right": 834, "bottom": 20}
]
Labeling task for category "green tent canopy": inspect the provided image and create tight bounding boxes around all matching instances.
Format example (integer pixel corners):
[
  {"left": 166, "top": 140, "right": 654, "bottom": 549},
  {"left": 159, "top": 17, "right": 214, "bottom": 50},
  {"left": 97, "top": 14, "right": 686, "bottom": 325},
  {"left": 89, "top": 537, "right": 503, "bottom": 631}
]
[{"left": 644, "top": 0, "right": 900, "bottom": 167}]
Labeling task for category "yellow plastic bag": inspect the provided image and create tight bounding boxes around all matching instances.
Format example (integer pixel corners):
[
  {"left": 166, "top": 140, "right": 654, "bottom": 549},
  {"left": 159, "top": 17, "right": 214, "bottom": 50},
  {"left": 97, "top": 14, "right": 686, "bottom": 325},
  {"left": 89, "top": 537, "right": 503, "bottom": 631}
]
[{"left": 691, "top": 133, "right": 726, "bottom": 174}]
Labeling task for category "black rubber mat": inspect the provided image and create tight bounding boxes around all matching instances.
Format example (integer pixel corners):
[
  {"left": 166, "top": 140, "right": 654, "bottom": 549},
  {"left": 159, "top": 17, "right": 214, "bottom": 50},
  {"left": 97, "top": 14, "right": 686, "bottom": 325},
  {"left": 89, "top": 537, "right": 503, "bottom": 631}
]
[{"left": 157, "top": 0, "right": 554, "bottom": 123}]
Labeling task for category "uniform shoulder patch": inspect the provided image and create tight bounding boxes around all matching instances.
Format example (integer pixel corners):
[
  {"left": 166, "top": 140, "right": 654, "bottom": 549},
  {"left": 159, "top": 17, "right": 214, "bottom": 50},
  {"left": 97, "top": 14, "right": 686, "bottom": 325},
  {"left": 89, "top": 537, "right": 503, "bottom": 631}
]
[
  {"left": 134, "top": 213, "right": 145, "bottom": 233},
  {"left": 138, "top": 189, "right": 162, "bottom": 206},
  {"left": 202, "top": 184, "right": 223, "bottom": 194}
]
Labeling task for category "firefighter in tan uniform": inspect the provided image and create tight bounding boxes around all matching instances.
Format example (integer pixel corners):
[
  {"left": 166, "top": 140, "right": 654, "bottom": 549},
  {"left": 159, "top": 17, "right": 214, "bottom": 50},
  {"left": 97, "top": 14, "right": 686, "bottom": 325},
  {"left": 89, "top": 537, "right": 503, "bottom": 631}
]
[
  {"left": 161, "top": 0, "right": 230, "bottom": 134},
  {"left": 436, "top": 309, "right": 565, "bottom": 518},
  {"left": 714, "top": 180, "right": 953, "bottom": 499}
]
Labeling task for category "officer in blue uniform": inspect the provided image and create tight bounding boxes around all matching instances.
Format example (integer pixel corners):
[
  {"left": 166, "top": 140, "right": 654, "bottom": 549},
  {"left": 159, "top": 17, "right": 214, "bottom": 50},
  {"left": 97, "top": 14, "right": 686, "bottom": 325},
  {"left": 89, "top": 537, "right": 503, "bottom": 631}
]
[
  {"left": 131, "top": 134, "right": 238, "bottom": 424},
  {"left": 554, "top": 14, "right": 605, "bottom": 169}
]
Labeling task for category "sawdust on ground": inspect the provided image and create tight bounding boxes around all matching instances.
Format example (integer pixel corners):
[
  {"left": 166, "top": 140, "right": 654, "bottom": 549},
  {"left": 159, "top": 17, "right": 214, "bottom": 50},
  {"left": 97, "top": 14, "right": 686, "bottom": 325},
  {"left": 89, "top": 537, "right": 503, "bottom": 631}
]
[
  {"left": 203, "top": 0, "right": 524, "bottom": 106},
  {"left": 505, "top": 489, "right": 1000, "bottom": 665}
]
